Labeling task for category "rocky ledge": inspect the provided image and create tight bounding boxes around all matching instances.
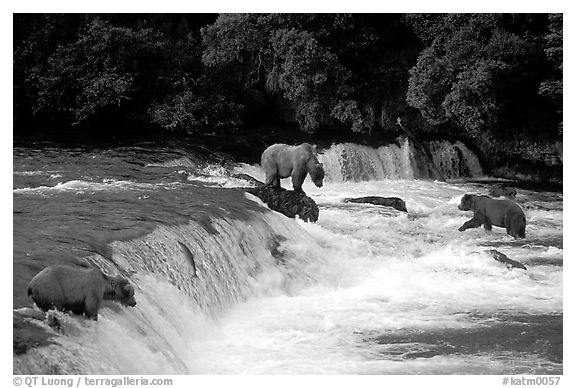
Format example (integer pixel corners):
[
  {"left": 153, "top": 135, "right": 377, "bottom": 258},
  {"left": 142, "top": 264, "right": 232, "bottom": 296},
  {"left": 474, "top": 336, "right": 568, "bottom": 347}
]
[{"left": 233, "top": 174, "right": 320, "bottom": 222}]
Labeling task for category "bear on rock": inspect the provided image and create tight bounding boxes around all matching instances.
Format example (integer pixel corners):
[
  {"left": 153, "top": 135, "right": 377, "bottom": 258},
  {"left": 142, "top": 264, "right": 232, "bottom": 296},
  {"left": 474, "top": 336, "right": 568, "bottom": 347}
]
[{"left": 261, "top": 143, "right": 325, "bottom": 195}]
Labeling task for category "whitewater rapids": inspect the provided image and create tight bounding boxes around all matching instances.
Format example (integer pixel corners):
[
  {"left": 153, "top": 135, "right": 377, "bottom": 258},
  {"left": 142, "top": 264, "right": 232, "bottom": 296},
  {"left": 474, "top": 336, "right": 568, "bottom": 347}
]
[{"left": 13, "top": 142, "right": 562, "bottom": 374}]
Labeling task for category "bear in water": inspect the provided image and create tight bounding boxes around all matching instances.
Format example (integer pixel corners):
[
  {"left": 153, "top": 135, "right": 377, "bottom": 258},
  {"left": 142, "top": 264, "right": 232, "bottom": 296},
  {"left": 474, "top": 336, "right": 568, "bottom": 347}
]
[
  {"left": 261, "top": 143, "right": 325, "bottom": 194},
  {"left": 488, "top": 186, "right": 517, "bottom": 199},
  {"left": 458, "top": 194, "right": 526, "bottom": 239},
  {"left": 27, "top": 265, "right": 136, "bottom": 320}
]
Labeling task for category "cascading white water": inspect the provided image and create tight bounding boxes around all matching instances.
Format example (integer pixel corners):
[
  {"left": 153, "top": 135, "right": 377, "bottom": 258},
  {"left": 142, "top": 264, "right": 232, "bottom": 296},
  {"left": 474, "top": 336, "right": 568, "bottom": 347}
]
[
  {"left": 319, "top": 140, "right": 417, "bottom": 181},
  {"left": 428, "top": 140, "right": 484, "bottom": 179},
  {"left": 13, "top": 145, "right": 561, "bottom": 375},
  {"left": 318, "top": 139, "right": 483, "bottom": 182},
  {"left": 14, "top": 207, "right": 329, "bottom": 374}
]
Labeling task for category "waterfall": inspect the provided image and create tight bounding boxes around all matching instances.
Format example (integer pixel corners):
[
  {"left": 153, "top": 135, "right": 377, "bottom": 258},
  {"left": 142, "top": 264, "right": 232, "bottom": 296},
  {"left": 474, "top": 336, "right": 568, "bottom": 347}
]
[
  {"left": 14, "top": 208, "right": 326, "bottom": 374},
  {"left": 428, "top": 140, "right": 484, "bottom": 179},
  {"left": 318, "top": 138, "right": 483, "bottom": 182},
  {"left": 318, "top": 140, "right": 416, "bottom": 181}
]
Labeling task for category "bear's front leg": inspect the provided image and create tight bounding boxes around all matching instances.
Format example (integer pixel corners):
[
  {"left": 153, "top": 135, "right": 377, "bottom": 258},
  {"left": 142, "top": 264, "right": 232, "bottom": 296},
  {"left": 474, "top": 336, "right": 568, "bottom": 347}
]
[
  {"left": 291, "top": 170, "right": 308, "bottom": 195},
  {"left": 458, "top": 217, "right": 483, "bottom": 232},
  {"left": 263, "top": 174, "right": 277, "bottom": 187},
  {"left": 84, "top": 293, "right": 102, "bottom": 321},
  {"left": 262, "top": 175, "right": 282, "bottom": 190}
]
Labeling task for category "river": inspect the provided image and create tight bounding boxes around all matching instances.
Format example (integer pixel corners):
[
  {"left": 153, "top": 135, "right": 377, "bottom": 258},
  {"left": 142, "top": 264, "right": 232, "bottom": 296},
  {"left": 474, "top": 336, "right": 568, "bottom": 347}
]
[{"left": 13, "top": 140, "right": 562, "bottom": 374}]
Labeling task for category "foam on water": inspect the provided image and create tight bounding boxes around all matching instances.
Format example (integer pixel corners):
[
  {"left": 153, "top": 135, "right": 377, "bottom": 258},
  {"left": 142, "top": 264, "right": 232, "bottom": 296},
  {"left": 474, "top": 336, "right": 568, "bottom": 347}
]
[
  {"left": 13, "top": 147, "right": 562, "bottom": 375},
  {"left": 181, "top": 165, "right": 257, "bottom": 188},
  {"left": 150, "top": 168, "right": 561, "bottom": 374},
  {"left": 146, "top": 156, "right": 198, "bottom": 169},
  {"left": 13, "top": 179, "right": 183, "bottom": 195}
]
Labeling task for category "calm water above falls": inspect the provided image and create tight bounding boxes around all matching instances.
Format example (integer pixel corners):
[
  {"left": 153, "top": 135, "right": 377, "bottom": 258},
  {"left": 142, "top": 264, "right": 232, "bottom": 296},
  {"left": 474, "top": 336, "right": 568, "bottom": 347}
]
[{"left": 13, "top": 143, "right": 562, "bottom": 374}]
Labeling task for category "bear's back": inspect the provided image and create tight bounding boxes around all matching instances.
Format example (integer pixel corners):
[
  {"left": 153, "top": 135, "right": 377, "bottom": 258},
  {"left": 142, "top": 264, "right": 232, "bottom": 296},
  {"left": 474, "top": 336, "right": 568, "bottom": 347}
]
[
  {"left": 475, "top": 197, "right": 524, "bottom": 223},
  {"left": 28, "top": 265, "right": 106, "bottom": 310}
]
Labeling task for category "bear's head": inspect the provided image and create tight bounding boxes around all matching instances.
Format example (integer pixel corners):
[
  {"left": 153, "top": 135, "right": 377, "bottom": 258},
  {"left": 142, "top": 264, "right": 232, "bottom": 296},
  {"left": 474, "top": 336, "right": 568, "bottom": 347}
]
[
  {"left": 108, "top": 276, "right": 137, "bottom": 307},
  {"left": 458, "top": 194, "right": 489, "bottom": 211},
  {"left": 310, "top": 163, "right": 325, "bottom": 188},
  {"left": 458, "top": 194, "right": 475, "bottom": 211}
]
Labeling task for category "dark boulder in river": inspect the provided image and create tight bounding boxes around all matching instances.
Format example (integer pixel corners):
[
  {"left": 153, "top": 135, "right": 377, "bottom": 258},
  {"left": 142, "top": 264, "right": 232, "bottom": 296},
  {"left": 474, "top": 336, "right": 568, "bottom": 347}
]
[
  {"left": 344, "top": 196, "right": 407, "bottom": 212},
  {"left": 242, "top": 176, "right": 319, "bottom": 222}
]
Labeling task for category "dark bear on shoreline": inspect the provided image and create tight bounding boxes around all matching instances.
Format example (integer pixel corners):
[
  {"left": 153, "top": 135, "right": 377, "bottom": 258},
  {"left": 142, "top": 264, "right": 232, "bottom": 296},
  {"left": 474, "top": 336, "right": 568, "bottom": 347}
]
[
  {"left": 458, "top": 194, "right": 526, "bottom": 239},
  {"left": 488, "top": 186, "right": 517, "bottom": 199},
  {"left": 27, "top": 265, "right": 136, "bottom": 320},
  {"left": 261, "top": 143, "right": 325, "bottom": 194}
]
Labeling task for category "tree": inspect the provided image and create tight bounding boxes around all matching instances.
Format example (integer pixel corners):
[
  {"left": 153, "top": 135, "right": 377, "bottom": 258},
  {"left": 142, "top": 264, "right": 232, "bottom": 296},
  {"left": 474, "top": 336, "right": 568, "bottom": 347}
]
[
  {"left": 405, "top": 14, "right": 561, "bottom": 140},
  {"left": 14, "top": 14, "right": 88, "bottom": 130},
  {"left": 29, "top": 18, "right": 169, "bottom": 125},
  {"left": 149, "top": 74, "right": 243, "bottom": 132},
  {"left": 201, "top": 14, "right": 419, "bottom": 134},
  {"left": 202, "top": 14, "right": 353, "bottom": 132},
  {"left": 538, "top": 14, "right": 562, "bottom": 134},
  {"left": 15, "top": 14, "right": 424, "bottom": 136},
  {"left": 14, "top": 14, "right": 237, "bottom": 134}
]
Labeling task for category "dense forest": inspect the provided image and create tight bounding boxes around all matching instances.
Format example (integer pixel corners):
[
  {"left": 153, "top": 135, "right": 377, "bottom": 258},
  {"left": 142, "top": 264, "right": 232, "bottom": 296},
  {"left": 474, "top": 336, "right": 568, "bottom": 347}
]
[{"left": 13, "top": 14, "right": 563, "bottom": 178}]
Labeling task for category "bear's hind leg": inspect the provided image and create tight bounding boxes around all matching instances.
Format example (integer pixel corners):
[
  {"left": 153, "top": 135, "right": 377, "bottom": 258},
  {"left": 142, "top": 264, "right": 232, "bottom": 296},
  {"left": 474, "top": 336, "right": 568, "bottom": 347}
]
[
  {"left": 506, "top": 215, "right": 526, "bottom": 239},
  {"left": 506, "top": 226, "right": 525, "bottom": 239},
  {"left": 262, "top": 157, "right": 280, "bottom": 188}
]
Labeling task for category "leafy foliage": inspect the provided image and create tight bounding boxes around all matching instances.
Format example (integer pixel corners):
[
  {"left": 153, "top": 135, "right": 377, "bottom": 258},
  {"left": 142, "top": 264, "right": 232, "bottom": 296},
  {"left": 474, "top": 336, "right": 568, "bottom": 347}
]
[
  {"left": 202, "top": 15, "right": 354, "bottom": 132},
  {"left": 266, "top": 28, "right": 352, "bottom": 132},
  {"left": 538, "top": 14, "right": 563, "bottom": 134},
  {"left": 15, "top": 14, "right": 240, "bottom": 133},
  {"left": 202, "top": 14, "right": 416, "bottom": 133},
  {"left": 30, "top": 18, "right": 167, "bottom": 124},
  {"left": 13, "top": 13, "right": 562, "bottom": 142},
  {"left": 405, "top": 14, "right": 561, "bottom": 140},
  {"left": 149, "top": 76, "right": 242, "bottom": 132}
]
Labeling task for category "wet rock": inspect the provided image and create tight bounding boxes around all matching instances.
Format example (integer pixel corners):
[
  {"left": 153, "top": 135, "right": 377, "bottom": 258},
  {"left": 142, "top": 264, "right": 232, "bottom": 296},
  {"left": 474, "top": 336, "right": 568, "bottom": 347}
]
[
  {"left": 247, "top": 184, "right": 319, "bottom": 222},
  {"left": 344, "top": 196, "right": 407, "bottom": 212}
]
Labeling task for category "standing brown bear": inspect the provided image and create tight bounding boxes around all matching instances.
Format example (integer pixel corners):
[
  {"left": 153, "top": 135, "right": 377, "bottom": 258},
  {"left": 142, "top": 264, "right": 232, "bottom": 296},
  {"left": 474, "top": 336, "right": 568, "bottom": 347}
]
[
  {"left": 458, "top": 194, "right": 526, "bottom": 239},
  {"left": 261, "top": 143, "right": 325, "bottom": 194},
  {"left": 27, "top": 264, "right": 137, "bottom": 320}
]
